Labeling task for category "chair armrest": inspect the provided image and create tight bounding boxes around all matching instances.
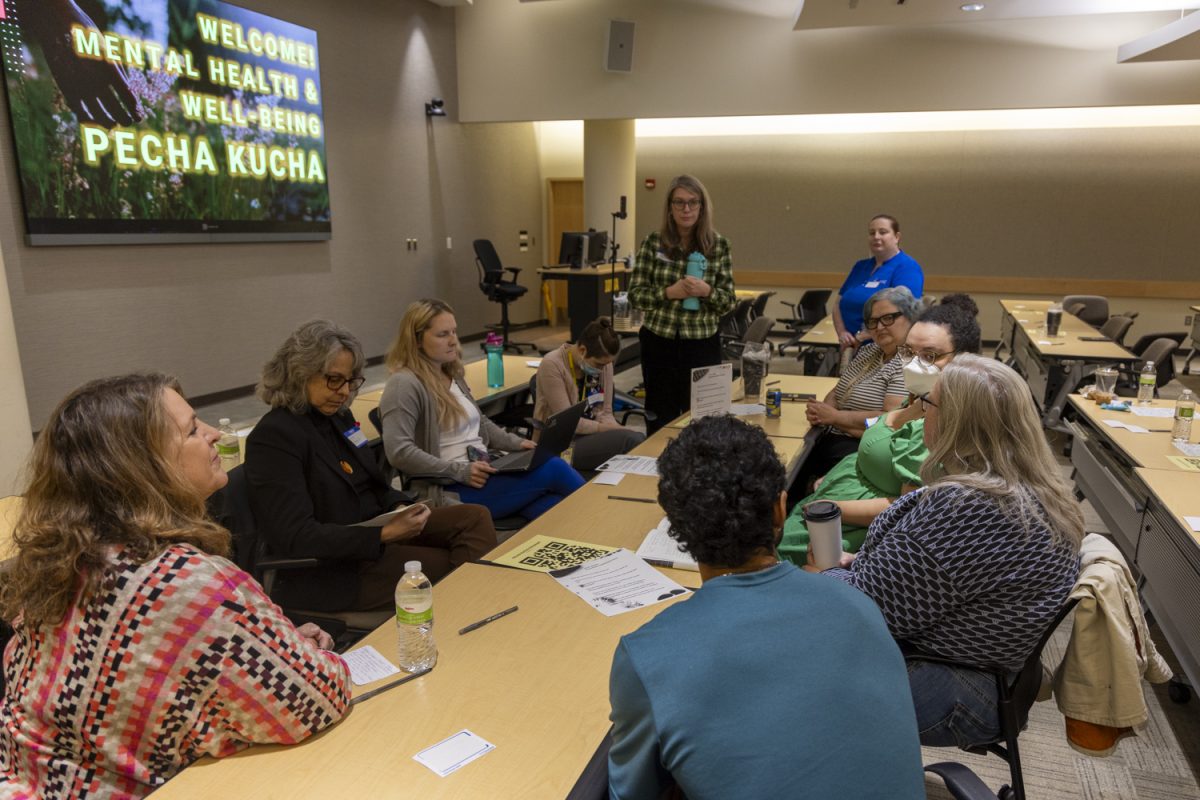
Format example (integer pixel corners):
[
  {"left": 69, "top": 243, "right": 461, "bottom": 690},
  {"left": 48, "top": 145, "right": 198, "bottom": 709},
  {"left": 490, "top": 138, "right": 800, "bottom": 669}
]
[
  {"left": 619, "top": 408, "right": 657, "bottom": 425},
  {"left": 924, "top": 763, "right": 1000, "bottom": 800},
  {"left": 504, "top": 267, "right": 522, "bottom": 279},
  {"left": 780, "top": 301, "right": 797, "bottom": 314}
]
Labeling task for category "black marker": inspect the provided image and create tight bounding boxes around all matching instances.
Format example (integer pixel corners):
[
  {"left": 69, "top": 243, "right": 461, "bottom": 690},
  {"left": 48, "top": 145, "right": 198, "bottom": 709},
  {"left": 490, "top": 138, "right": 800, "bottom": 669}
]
[{"left": 459, "top": 605, "right": 519, "bottom": 635}]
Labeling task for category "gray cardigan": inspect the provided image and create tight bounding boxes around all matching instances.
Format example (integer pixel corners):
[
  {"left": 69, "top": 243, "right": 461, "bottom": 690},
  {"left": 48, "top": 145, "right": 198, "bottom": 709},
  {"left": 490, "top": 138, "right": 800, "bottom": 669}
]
[{"left": 378, "top": 369, "right": 527, "bottom": 505}]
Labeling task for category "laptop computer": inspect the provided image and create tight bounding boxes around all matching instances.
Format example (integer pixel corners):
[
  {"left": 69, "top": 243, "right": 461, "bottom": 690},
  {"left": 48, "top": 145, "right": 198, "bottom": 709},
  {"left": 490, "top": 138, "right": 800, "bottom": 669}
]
[{"left": 490, "top": 402, "right": 586, "bottom": 473}]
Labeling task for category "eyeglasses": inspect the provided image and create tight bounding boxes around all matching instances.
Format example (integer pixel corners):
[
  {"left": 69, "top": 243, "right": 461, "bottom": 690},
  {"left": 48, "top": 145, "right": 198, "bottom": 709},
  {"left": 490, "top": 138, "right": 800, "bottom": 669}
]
[
  {"left": 670, "top": 198, "right": 702, "bottom": 210},
  {"left": 864, "top": 311, "right": 904, "bottom": 331},
  {"left": 898, "top": 344, "right": 956, "bottom": 365},
  {"left": 325, "top": 373, "right": 366, "bottom": 392},
  {"left": 918, "top": 393, "right": 939, "bottom": 412}
]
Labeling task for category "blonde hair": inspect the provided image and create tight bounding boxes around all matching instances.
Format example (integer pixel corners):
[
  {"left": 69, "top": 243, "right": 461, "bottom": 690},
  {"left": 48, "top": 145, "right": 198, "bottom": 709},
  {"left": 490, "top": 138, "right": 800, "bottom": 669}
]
[
  {"left": 920, "top": 354, "right": 1083, "bottom": 549},
  {"left": 385, "top": 299, "right": 466, "bottom": 428},
  {"left": 659, "top": 174, "right": 717, "bottom": 259},
  {"left": 0, "top": 374, "right": 231, "bottom": 628}
]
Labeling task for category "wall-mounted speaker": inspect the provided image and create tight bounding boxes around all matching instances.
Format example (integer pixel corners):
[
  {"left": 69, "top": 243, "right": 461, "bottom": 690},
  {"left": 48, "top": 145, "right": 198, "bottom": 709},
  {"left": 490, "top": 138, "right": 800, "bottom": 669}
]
[{"left": 606, "top": 20, "right": 635, "bottom": 73}]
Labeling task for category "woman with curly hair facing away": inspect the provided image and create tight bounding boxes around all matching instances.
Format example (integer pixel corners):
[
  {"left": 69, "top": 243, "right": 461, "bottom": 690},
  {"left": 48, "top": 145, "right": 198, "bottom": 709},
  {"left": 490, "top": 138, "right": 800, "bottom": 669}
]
[
  {"left": 606, "top": 415, "right": 923, "bottom": 800},
  {"left": 0, "top": 374, "right": 350, "bottom": 799}
]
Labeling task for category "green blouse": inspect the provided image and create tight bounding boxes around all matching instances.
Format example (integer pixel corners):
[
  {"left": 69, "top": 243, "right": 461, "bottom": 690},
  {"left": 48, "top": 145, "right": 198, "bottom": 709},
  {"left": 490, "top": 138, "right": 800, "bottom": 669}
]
[{"left": 779, "top": 417, "right": 927, "bottom": 565}]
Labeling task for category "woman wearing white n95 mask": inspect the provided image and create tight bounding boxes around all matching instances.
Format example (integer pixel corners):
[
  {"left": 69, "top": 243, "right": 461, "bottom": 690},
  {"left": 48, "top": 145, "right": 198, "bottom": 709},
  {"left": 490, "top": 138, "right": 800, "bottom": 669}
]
[{"left": 779, "top": 295, "right": 980, "bottom": 566}]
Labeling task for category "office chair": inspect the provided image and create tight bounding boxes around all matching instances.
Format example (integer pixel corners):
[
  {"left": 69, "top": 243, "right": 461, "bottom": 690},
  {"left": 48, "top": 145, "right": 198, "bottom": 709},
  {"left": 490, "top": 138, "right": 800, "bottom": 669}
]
[
  {"left": 723, "top": 315, "right": 775, "bottom": 366},
  {"left": 905, "top": 597, "right": 1080, "bottom": 800},
  {"left": 1128, "top": 331, "right": 1186, "bottom": 382},
  {"left": 213, "top": 466, "right": 391, "bottom": 650},
  {"left": 474, "top": 239, "right": 534, "bottom": 354},
  {"left": 1113, "top": 337, "right": 1178, "bottom": 397},
  {"left": 777, "top": 289, "right": 832, "bottom": 355},
  {"left": 1097, "top": 315, "right": 1134, "bottom": 348},
  {"left": 718, "top": 298, "right": 754, "bottom": 348},
  {"left": 1062, "top": 295, "right": 1109, "bottom": 328},
  {"left": 748, "top": 290, "right": 775, "bottom": 320}
]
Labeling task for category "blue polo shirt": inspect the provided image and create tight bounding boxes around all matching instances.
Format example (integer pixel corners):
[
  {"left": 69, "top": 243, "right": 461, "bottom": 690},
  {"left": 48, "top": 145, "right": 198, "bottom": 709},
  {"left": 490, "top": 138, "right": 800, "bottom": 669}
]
[{"left": 839, "top": 251, "right": 924, "bottom": 336}]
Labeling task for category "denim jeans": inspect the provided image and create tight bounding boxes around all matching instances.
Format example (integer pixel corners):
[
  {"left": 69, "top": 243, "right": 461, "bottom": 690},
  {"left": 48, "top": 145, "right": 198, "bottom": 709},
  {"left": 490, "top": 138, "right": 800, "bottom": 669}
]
[
  {"left": 905, "top": 657, "right": 1003, "bottom": 749},
  {"left": 449, "top": 455, "right": 584, "bottom": 521}
]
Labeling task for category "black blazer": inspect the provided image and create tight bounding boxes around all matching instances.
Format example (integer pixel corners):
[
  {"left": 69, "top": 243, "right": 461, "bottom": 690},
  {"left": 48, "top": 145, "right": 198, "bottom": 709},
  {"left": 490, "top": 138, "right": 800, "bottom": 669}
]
[{"left": 244, "top": 406, "right": 406, "bottom": 611}]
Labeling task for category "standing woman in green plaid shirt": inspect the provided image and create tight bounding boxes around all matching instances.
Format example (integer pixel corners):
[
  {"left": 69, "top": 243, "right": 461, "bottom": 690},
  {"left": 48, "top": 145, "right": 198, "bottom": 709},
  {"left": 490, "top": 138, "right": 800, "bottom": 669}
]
[{"left": 630, "top": 175, "right": 735, "bottom": 434}]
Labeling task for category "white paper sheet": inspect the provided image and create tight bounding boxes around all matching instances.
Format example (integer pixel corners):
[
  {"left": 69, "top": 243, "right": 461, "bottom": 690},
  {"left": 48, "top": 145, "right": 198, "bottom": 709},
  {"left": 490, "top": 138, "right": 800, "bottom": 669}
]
[
  {"left": 1129, "top": 406, "right": 1175, "bottom": 418},
  {"left": 1173, "top": 441, "right": 1200, "bottom": 457},
  {"left": 729, "top": 403, "right": 765, "bottom": 416},
  {"left": 1185, "top": 516, "right": 1200, "bottom": 533},
  {"left": 1102, "top": 420, "right": 1149, "bottom": 434},
  {"left": 413, "top": 730, "right": 495, "bottom": 777},
  {"left": 525, "top": 360, "right": 542, "bottom": 368},
  {"left": 342, "top": 645, "right": 400, "bottom": 686},
  {"left": 592, "top": 471, "right": 625, "bottom": 486},
  {"left": 636, "top": 517, "right": 699, "bottom": 572},
  {"left": 596, "top": 455, "right": 658, "bottom": 476},
  {"left": 353, "top": 504, "right": 423, "bottom": 527},
  {"left": 550, "top": 549, "right": 688, "bottom": 616},
  {"left": 690, "top": 363, "right": 732, "bottom": 420}
]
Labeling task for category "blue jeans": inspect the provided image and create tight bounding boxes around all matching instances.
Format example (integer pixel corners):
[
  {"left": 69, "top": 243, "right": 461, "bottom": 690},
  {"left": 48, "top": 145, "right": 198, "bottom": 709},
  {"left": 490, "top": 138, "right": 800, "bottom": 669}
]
[
  {"left": 449, "top": 456, "right": 584, "bottom": 521},
  {"left": 905, "top": 657, "right": 1003, "bottom": 749}
]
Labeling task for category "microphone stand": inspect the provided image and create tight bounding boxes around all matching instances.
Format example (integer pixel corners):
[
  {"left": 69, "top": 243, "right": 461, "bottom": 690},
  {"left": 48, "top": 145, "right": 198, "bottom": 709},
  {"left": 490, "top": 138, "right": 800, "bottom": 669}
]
[{"left": 609, "top": 205, "right": 623, "bottom": 321}]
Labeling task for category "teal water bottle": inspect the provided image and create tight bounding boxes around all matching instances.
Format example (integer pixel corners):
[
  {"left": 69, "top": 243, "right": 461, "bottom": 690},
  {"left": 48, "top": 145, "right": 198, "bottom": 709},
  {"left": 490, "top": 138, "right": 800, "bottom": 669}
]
[
  {"left": 485, "top": 332, "right": 505, "bottom": 388},
  {"left": 683, "top": 252, "right": 706, "bottom": 311}
]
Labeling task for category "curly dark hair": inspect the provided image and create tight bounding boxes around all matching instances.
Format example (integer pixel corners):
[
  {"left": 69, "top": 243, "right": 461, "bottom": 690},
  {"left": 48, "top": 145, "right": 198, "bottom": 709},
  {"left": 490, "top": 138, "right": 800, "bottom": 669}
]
[
  {"left": 916, "top": 293, "right": 981, "bottom": 354},
  {"left": 656, "top": 416, "right": 785, "bottom": 567}
]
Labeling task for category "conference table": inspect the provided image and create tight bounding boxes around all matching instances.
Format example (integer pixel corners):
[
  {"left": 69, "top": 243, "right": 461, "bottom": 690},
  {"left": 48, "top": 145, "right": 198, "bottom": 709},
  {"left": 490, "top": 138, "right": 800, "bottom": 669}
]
[
  {"left": 1065, "top": 393, "right": 1200, "bottom": 703},
  {"left": 154, "top": 384, "right": 831, "bottom": 798},
  {"left": 789, "top": 323, "right": 840, "bottom": 376},
  {"left": 997, "top": 300, "right": 1133, "bottom": 430}
]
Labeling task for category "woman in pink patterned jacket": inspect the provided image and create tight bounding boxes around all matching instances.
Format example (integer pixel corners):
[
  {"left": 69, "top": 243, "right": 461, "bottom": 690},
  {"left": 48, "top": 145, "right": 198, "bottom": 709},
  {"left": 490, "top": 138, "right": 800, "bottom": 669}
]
[{"left": 0, "top": 373, "right": 351, "bottom": 799}]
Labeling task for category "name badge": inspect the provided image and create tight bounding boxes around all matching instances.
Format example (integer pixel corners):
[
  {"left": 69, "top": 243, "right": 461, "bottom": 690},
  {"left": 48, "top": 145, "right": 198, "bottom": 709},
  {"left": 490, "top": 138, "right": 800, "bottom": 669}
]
[
  {"left": 864, "top": 280, "right": 882, "bottom": 289},
  {"left": 586, "top": 391, "right": 605, "bottom": 407},
  {"left": 343, "top": 424, "right": 369, "bottom": 448}
]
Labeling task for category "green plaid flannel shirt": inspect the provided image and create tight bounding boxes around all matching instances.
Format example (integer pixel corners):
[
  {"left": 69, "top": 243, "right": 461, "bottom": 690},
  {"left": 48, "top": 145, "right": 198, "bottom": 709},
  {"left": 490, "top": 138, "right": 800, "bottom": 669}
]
[{"left": 629, "top": 231, "right": 735, "bottom": 339}]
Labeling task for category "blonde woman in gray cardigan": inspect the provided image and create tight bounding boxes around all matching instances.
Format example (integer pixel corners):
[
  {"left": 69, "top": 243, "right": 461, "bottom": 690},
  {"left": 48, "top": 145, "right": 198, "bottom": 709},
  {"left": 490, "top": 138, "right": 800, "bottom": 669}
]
[
  {"left": 534, "top": 317, "right": 644, "bottom": 472},
  {"left": 379, "top": 299, "right": 584, "bottom": 520}
]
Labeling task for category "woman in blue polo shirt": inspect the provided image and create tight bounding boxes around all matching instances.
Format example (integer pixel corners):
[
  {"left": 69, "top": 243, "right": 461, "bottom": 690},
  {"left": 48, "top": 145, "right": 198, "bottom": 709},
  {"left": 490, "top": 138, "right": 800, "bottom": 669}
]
[{"left": 832, "top": 215, "right": 924, "bottom": 349}]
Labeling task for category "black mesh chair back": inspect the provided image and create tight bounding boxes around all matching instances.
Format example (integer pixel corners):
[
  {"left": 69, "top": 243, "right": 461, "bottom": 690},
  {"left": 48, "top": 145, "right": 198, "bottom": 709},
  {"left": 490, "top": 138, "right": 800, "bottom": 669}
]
[
  {"left": 749, "top": 291, "right": 775, "bottom": 319},
  {"left": 797, "top": 289, "right": 832, "bottom": 325}
]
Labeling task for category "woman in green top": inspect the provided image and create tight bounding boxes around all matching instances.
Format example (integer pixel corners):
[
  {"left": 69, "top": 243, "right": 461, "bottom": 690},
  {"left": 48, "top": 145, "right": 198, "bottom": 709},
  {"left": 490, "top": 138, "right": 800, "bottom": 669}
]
[
  {"left": 629, "top": 175, "right": 735, "bottom": 434},
  {"left": 779, "top": 294, "right": 980, "bottom": 564}
]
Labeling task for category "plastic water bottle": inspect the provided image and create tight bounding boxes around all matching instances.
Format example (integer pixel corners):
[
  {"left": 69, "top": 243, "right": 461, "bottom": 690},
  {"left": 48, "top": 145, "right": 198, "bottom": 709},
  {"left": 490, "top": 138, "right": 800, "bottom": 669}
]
[
  {"left": 682, "top": 252, "right": 706, "bottom": 311},
  {"left": 395, "top": 561, "right": 436, "bottom": 672},
  {"left": 1136, "top": 361, "right": 1156, "bottom": 405},
  {"left": 1173, "top": 389, "right": 1195, "bottom": 442},
  {"left": 216, "top": 418, "right": 240, "bottom": 471},
  {"left": 485, "top": 332, "right": 504, "bottom": 388}
]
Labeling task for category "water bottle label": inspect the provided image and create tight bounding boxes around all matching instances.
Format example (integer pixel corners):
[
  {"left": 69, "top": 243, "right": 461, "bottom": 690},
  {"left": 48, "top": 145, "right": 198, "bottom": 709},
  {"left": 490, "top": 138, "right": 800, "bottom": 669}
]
[
  {"left": 1179, "top": 407, "right": 1195, "bottom": 420},
  {"left": 1139, "top": 375, "right": 1155, "bottom": 385},
  {"left": 215, "top": 442, "right": 239, "bottom": 457},
  {"left": 397, "top": 605, "right": 432, "bottom": 625}
]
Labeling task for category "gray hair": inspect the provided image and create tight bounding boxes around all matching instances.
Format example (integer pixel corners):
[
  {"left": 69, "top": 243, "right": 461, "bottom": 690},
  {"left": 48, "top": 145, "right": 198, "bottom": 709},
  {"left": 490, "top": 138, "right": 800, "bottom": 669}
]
[
  {"left": 257, "top": 319, "right": 365, "bottom": 413},
  {"left": 863, "top": 285, "right": 921, "bottom": 323}
]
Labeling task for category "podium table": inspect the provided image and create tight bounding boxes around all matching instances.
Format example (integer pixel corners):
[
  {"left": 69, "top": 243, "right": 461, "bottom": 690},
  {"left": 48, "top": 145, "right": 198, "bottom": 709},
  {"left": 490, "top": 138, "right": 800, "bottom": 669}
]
[{"left": 539, "top": 265, "right": 629, "bottom": 341}]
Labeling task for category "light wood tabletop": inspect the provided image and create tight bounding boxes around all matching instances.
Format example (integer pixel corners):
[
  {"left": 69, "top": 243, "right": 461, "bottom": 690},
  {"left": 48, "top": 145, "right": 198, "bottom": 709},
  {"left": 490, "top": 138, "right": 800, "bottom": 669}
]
[
  {"left": 1136, "top": 468, "right": 1200, "bottom": 548},
  {"left": 538, "top": 264, "right": 628, "bottom": 277},
  {"left": 796, "top": 324, "right": 840, "bottom": 347},
  {"left": 1001, "top": 300, "right": 1131, "bottom": 361},
  {"left": 154, "top": 561, "right": 686, "bottom": 798},
  {"left": 665, "top": 375, "right": 838, "bottom": 441},
  {"left": 1067, "top": 395, "right": 1199, "bottom": 471}
]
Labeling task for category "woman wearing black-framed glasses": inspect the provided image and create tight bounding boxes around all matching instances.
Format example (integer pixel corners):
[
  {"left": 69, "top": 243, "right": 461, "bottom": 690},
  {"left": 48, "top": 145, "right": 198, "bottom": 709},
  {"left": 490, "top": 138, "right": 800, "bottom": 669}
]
[{"left": 244, "top": 319, "right": 497, "bottom": 614}]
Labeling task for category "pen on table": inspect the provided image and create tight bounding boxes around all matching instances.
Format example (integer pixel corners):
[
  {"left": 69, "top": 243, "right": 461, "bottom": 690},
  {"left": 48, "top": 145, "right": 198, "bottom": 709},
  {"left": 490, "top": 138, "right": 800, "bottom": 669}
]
[
  {"left": 608, "top": 495, "right": 657, "bottom": 504},
  {"left": 459, "top": 605, "right": 519, "bottom": 635},
  {"left": 767, "top": 380, "right": 780, "bottom": 386}
]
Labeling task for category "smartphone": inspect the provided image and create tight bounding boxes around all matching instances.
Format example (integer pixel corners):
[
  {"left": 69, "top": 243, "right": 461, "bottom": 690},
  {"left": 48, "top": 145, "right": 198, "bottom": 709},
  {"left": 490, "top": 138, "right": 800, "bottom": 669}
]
[
  {"left": 466, "top": 445, "right": 491, "bottom": 464},
  {"left": 781, "top": 392, "right": 816, "bottom": 402}
]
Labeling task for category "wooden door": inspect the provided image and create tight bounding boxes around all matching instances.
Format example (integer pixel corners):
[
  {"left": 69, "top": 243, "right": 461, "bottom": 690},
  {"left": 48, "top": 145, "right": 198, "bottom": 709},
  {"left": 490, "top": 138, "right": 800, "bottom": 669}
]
[{"left": 547, "top": 179, "right": 583, "bottom": 325}]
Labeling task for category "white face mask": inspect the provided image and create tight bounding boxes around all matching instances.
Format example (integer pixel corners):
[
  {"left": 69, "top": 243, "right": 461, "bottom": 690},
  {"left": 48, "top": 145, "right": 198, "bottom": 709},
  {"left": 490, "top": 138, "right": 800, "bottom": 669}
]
[{"left": 903, "top": 358, "right": 941, "bottom": 396}]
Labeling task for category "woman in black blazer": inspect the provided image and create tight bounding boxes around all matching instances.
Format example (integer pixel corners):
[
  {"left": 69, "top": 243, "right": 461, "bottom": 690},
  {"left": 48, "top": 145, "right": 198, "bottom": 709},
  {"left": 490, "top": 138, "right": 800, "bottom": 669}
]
[{"left": 245, "top": 319, "right": 496, "bottom": 613}]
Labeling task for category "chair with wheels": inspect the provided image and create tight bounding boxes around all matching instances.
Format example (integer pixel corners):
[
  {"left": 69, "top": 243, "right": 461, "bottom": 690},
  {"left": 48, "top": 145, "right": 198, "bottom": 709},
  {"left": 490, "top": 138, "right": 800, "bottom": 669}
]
[
  {"left": 211, "top": 466, "right": 391, "bottom": 651},
  {"left": 1113, "top": 337, "right": 1178, "bottom": 398},
  {"left": 749, "top": 290, "right": 775, "bottom": 320},
  {"left": 717, "top": 298, "right": 754, "bottom": 352},
  {"left": 723, "top": 315, "right": 775, "bottom": 366},
  {"left": 777, "top": 289, "right": 832, "bottom": 356},
  {"left": 904, "top": 597, "right": 1080, "bottom": 800},
  {"left": 474, "top": 239, "right": 534, "bottom": 354}
]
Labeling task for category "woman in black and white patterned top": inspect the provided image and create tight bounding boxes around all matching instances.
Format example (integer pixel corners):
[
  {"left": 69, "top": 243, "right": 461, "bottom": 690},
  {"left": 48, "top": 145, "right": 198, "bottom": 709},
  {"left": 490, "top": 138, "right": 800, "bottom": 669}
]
[
  {"left": 802, "top": 286, "right": 921, "bottom": 480},
  {"left": 817, "top": 354, "right": 1083, "bottom": 749}
]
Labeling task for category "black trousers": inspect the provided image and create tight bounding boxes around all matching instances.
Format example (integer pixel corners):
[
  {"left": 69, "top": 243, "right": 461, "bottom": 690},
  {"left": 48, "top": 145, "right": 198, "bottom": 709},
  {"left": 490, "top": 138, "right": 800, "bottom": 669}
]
[{"left": 639, "top": 327, "right": 722, "bottom": 435}]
